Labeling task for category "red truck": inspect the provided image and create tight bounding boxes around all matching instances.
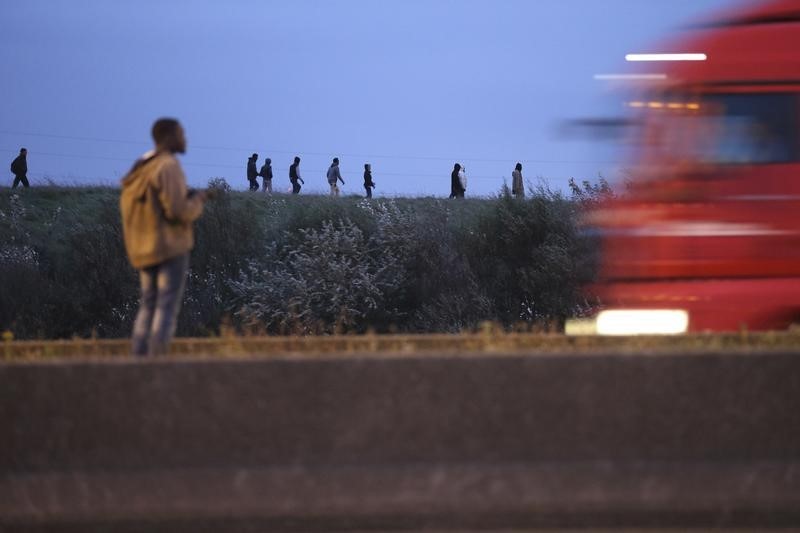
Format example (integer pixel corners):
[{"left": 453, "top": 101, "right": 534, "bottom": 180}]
[{"left": 579, "top": 0, "right": 800, "bottom": 334}]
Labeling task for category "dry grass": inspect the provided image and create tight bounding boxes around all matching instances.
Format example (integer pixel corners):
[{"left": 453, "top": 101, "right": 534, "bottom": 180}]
[{"left": 4, "top": 328, "right": 800, "bottom": 361}]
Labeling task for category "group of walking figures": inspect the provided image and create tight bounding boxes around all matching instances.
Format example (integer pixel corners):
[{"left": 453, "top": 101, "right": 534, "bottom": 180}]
[
  {"left": 246, "top": 154, "right": 376, "bottom": 198},
  {"left": 9, "top": 145, "right": 524, "bottom": 198},
  {"left": 246, "top": 154, "right": 526, "bottom": 199}
]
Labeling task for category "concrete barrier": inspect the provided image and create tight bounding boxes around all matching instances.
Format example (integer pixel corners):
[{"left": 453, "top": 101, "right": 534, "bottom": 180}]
[{"left": 2, "top": 350, "right": 800, "bottom": 530}]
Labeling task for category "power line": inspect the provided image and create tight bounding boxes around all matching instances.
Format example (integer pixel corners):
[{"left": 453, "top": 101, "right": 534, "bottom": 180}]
[
  {"left": 1, "top": 148, "right": 571, "bottom": 181},
  {"left": 0, "top": 130, "right": 148, "bottom": 148},
  {"left": 1, "top": 148, "right": 135, "bottom": 164},
  {"left": 0, "top": 129, "right": 619, "bottom": 165},
  {"left": 3, "top": 173, "right": 507, "bottom": 198},
  {"left": 1, "top": 147, "right": 233, "bottom": 169},
  {"left": 17, "top": 171, "right": 118, "bottom": 183}
]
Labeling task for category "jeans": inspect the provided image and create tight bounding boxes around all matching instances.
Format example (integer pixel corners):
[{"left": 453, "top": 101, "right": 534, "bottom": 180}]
[
  {"left": 262, "top": 179, "right": 272, "bottom": 194},
  {"left": 329, "top": 183, "right": 339, "bottom": 197},
  {"left": 131, "top": 253, "right": 189, "bottom": 356}
]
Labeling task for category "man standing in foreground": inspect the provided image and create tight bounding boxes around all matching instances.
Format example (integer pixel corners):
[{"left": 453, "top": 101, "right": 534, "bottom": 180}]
[
  {"left": 10, "top": 148, "right": 29, "bottom": 188},
  {"left": 327, "top": 157, "right": 345, "bottom": 196},
  {"left": 120, "top": 118, "right": 208, "bottom": 356}
]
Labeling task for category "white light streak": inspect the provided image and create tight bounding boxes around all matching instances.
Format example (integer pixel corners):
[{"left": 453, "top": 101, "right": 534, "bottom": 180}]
[{"left": 625, "top": 53, "right": 707, "bottom": 62}]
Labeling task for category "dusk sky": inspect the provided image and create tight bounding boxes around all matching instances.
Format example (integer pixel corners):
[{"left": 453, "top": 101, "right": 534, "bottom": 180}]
[{"left": 2, "top": 0, "right": 744, "bottom": 196}]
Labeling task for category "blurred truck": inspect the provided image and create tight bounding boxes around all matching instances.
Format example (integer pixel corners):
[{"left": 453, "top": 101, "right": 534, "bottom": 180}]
[{"left": 578, "top": 0, "right": 800, "bottom": 334}]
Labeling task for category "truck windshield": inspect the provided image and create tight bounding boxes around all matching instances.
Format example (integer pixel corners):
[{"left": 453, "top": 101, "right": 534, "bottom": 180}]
[{"left": 640, "top": 92, "right": 799, "bottom": 166}]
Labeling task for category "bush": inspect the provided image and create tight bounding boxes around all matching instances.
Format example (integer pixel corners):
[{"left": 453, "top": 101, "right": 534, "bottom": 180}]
[
  {"left": 0, "top": 190, "right": 138, "bottom": 338},
  {"left": 0, "top": 184, "right": 599, "bottom": 339},
  {"left": 232, "top": 219, "right": 402, "bottom": 334}
]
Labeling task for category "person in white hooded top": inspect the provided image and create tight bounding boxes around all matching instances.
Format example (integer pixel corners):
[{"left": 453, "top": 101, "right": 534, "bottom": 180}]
[{"left": 512, "top": 162, "right": 524, "bottom": 198}]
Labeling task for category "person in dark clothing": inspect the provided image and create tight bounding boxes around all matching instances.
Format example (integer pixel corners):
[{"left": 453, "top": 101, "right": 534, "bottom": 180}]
[
  {"left": 247, "top": 153, "right": 259, "bottom": 191},
  {"left": 259, "top": 157, "right": 273, "bottom": 194},
  {"left": 450, "top": 163, "right": 464, "bottom": 199},
  {"left": 363, "top": 163, "right": 375, "bottom": 198},
  {"left": 289, "top": 156, "right": 304, "bottom": 194},
  {"left": 10, "top": 148, "right": 29, "bottom": 188}
]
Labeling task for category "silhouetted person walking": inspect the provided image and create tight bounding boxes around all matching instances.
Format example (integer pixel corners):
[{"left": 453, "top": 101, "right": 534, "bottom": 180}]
[
  {"left": 290, "top": 156, "right": 304, "bottom": 194},
  {"left": 260, "top": 157, "right": 273, "bottom": 193},
  {"left": 512, "top": 162, "right": 524, "bottom": 198},
  {"left": 327, "top": 157, "right": 345, "bottom": 196},
  {"left": 10, "top": 148, "right": 29, "bottom": 188},
  {"left": 363, "top": 163, "right": 375, "bottom": 198},
  {"left": 120, "top": 118, "right": 208, "bottom": 356},
  {"left": 247, "top": 153, "right": 259, "bottom": 191},
  {"left": 450, "top": 163, "right": 464, "bottom": 198}
]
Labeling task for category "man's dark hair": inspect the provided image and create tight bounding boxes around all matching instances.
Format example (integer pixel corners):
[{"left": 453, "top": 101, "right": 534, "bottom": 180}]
[
  {"left": 333, "top": 157, "right": 339, "bottom": 164},
  {"left": 20, "top": 148, "right": 27, "bottom": 154},
  {"left": 151, "top": 118, "right": 181, "bottom": 145},
  {"left": 294, "top": 156, "right": 300, "bottom": 164},
  {"left": 252, "top": 153, "right": 258, "bottom": 159},
  {"left": 453, "top": 163, "right": 461, "bottom": 171},
  {"left": 515, "top": 162, "right": 522, "bottom": 171}
]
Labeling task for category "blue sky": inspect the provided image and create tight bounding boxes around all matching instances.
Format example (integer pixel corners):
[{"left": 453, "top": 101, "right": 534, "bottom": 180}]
[{"left": 1, "top": 0, "right": 742, "bottom": 196}]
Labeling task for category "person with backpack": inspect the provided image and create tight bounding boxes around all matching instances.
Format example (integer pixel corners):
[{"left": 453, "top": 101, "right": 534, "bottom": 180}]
[
  {"left": 10, "top": 148, "right": 29, "bottom": 188},
  {"left": 363, "top": 163, "right": 375, "bottom": 198},
  {"left": 327, "top": 157, "right": 345, "bottom": 197},
  {"left": 259, "top": 157, "right": 273, "bottom": 194},
  {"left": 289, "top": 156, "right": 304, "bottom": 194},
  {"left": 247, "top": 153, "right": 259, "bottom": 191},
  {"left": 119, "top": 118, "right": 209, "bottom": 356}
]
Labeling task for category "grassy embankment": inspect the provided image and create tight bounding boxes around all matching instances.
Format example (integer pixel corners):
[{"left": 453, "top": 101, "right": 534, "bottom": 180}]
[{"left": 0, "top": 183, "right": 596, "bottom": 341}]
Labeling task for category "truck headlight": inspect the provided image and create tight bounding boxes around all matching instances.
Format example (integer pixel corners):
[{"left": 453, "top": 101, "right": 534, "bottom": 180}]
[{"left": 596, "top": 309, "right": 689, "bottom": 335}]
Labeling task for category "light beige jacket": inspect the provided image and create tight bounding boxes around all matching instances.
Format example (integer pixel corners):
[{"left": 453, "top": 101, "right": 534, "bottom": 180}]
[
  {"left": 512, "top": 169, "right": 523, "bottom": 195},
  {"left": 120, "top": 151, "right": 203, "bottom": 269}
]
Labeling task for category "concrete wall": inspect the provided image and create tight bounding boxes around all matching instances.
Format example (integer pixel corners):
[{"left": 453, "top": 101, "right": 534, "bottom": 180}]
[{"left": 2, "top": 350, "right": 800, "bottom": 530}]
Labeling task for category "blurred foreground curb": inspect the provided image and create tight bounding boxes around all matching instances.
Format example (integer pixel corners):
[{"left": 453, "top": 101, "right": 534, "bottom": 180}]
[{"left": 2, "top": 342, "right": 800, "bottom": 530}]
